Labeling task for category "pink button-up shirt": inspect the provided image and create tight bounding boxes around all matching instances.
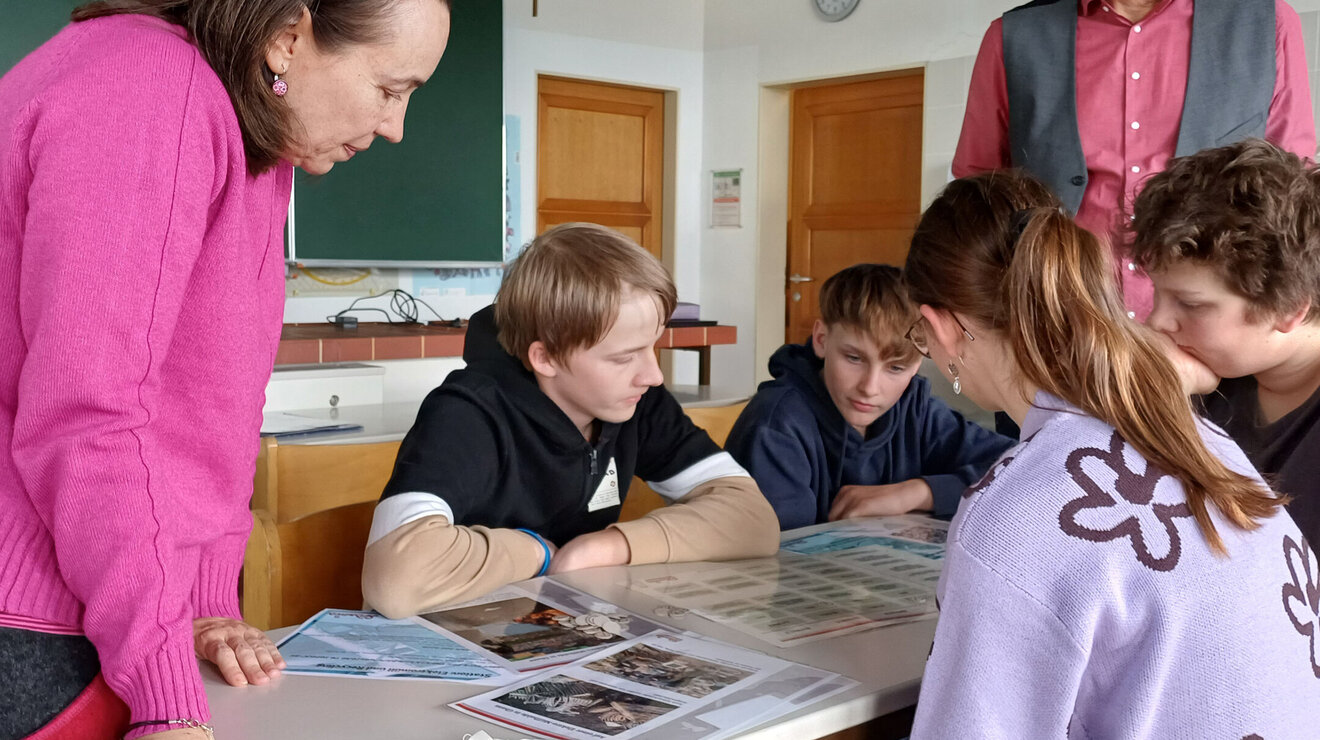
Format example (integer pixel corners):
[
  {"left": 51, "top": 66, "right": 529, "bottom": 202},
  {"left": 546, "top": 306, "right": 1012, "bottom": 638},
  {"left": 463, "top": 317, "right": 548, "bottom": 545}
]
[{"left": 953, "top": 0, "right": 1315, "bottom": 319}]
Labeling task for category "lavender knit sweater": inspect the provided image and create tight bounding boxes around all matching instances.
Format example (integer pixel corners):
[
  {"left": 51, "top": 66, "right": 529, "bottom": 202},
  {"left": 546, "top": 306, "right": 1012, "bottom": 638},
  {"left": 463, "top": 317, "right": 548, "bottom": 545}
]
[
  {"left": 0, "top": 16, "right": 290, "bottom": 727},
  {"left": 913, "top": 394, "right": 1320, "bottom": 738}
]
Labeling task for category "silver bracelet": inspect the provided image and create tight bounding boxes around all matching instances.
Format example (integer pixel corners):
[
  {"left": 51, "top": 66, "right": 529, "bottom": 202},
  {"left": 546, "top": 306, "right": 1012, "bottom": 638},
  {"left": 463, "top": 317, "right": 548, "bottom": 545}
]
[{"left": 124, "top": 718, "right": 215, "bottom": 739}]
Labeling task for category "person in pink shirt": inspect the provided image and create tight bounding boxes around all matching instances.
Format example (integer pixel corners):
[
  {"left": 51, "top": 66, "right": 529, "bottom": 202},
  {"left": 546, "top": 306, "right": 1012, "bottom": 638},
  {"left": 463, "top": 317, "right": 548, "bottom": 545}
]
[
  {"left": 954, "top": 0, "right": 1315, "bottom": 322},
  {"left": 0, "top": 1, "right": 450, "bottom": 739}
]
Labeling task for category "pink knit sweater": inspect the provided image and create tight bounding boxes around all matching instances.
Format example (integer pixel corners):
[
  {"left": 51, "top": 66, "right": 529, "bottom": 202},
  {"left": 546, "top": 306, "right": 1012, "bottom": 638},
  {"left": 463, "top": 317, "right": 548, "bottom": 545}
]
[{"left": 0, "top": 15, "right": 291, "bottom": 726}]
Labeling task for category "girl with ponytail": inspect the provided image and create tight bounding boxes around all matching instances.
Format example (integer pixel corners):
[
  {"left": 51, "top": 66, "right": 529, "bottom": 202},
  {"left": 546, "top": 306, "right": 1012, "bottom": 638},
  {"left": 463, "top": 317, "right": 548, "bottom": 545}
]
[{"left": 905, "top": 171, "right": 1317, "bottom": 738}]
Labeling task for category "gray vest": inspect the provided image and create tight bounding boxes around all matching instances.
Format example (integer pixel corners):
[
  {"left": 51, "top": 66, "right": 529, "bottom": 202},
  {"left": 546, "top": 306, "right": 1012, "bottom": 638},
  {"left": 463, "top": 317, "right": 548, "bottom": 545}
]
[{"left": 1002, "top": 0, "right": 1275, "bottom": 214}]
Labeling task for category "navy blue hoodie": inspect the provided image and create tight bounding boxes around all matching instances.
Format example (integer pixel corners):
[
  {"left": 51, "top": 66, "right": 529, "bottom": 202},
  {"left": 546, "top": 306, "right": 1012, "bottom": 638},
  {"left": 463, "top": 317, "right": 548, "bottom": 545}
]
[{"left": 725, "top": 341, "right": 1014, "bottom": 529}]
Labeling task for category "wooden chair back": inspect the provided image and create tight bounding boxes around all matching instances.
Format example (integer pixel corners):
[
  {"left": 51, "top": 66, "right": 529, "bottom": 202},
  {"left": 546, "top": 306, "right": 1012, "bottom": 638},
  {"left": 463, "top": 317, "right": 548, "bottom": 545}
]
[
  {"left": 243, "top": 436, "right": 400, "bottom": 629},
  {"left": 683, "top": 402, "right": 748, "bottom": 448},
  {"left": 618, "top": 401, "right": 748, "bottom": 522}
]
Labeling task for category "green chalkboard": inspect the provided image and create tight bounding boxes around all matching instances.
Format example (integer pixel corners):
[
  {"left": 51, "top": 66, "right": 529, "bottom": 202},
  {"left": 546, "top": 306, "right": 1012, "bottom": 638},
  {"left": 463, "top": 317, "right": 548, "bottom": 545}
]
[
  {"left": 1, "top": 1, "right": 83, "bottom": 76},
  {"left": 289, "top": 0, "right": 504, "bottom": 265},
  {"left": 2, "top": 1, "right": 503, "bottom": 267}
]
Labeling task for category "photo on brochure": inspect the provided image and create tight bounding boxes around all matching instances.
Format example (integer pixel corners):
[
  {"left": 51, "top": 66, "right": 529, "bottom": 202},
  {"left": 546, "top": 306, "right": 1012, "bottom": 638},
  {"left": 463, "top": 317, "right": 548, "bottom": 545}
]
[
  {"left": 888, "top": 522, "right": 948, "bottom": 545},
  {"left": 454, "top": 630, "right": 850, "bottom": 740},
  {"left": 421, "top": 596, "right": 624, "bottom": 663},
  {"left": 492, "top": 675, "right": 679, "bottom": 736},
  {"left": 583, "top": 643, "right": 754, "bottom": 699}
]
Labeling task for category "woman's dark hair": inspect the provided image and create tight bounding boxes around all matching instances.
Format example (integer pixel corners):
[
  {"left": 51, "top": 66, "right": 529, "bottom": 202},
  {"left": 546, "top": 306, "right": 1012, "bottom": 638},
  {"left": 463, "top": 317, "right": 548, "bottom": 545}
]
[
  {"left": 72, "top": 0, "right": 450, "bottom": 175},
  {"left": 905, "top": 170, "right": 1281, "bottom": 554}
]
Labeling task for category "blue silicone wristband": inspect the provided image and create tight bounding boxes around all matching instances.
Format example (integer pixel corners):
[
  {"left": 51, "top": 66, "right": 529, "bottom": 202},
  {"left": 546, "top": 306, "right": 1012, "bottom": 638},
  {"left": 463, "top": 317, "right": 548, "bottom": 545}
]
[{"left": 516, "top": 528, "right": 551, "bottom": 577}]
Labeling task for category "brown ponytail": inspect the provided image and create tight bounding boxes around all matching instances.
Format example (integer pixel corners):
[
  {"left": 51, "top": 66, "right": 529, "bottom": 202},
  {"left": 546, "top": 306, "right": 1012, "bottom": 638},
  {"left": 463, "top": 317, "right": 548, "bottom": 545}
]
[{"left": 906, "top": 171, "right": 1281, "bottom": 554}]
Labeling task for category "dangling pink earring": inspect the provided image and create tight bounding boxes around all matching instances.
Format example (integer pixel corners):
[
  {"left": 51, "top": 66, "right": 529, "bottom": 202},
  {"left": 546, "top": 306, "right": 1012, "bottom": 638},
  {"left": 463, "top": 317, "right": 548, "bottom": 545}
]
[{"left": 272, "top": 73, "right": 288, "bottom": 97}]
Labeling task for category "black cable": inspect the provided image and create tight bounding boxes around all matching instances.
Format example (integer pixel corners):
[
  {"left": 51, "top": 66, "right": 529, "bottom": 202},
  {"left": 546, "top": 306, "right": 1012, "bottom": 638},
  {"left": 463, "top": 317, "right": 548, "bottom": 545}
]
[{"left": 326, "top": 289, "right": 451, "bottom": 325}]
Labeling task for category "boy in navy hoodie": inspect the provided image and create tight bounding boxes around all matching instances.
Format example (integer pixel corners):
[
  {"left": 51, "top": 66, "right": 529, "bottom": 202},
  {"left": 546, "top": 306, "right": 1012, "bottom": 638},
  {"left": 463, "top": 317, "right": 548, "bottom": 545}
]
[
  {"left": 362, "top": 224, "right": 780, "bottom": 616},
  {"left": 725, "top": 264, "right": 1013, "bottom": 530}
]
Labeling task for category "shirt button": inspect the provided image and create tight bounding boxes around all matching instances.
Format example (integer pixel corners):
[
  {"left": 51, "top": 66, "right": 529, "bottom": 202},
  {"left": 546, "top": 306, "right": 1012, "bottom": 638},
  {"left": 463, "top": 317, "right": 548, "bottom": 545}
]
[
  {"left": 1131, "top": 165, "right": 1141, "bottom": 173},
  {"left": 1127, "top": 311, "right": 1137, "bottom": 319},
  {"left": 1070, "top": 175, "right": 1086, "bottom": 186},
  {"left": 1131, "top": 121, "right": 1140, "bottom": 130},
  {"left": 1134, "top": 24, "right": 1142, "bottom": 32},
  {"left": 1127, "top": 262, "right": 1136, "bottom": 271},
  {"left": 1131, "top": 72, "right": 1140, "bottom": 80}
]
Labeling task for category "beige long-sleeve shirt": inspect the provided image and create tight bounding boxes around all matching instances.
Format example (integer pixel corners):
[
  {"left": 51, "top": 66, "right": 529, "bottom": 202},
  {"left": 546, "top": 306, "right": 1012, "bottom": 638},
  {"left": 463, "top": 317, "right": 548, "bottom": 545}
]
[{"left": 362, "top": 475, "right": 778, "bottom": 619}]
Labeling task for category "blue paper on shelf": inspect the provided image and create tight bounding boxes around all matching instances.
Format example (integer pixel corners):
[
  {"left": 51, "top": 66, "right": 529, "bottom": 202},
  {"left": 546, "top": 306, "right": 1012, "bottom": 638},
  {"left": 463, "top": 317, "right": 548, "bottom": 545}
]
[
  {"left": 671, "top": 302, "right": 700, "bottom": 321},
  {"left": 261, "top": 412, "right": 363, "bottom": 439}
]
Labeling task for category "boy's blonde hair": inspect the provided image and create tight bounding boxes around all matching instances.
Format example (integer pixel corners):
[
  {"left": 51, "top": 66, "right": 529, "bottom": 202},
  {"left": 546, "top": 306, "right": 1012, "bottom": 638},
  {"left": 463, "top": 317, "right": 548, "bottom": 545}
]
[
  {"left": 819, "top": 264, "right": 920, "bottom": 362},
  {"left": 497, "top": 223, "right": 678, "bottom": 365}
]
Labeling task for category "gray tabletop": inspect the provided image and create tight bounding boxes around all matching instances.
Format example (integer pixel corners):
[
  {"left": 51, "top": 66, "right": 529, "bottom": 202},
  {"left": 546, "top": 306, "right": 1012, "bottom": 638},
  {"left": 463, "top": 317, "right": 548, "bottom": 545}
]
[{"left": 205, "top": 520, "right": 936, "bottom": 739}]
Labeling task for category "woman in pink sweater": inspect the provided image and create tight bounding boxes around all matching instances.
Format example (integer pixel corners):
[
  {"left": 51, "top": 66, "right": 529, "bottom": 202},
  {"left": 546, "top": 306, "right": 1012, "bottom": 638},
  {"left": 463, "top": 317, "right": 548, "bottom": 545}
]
[
  {"left": 903, "top": 172, "right": 1318, "bottom": 737},
  {"left": 0, "top": 1, "right": 450, "bottom": 738}
]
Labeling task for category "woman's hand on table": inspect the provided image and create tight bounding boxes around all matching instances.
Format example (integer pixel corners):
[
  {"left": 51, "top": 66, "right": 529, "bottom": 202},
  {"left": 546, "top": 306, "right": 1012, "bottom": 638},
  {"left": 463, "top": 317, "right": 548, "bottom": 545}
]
[
  {"left": 828, "top": 479, "right": 933, "bottom": 521},
  {"left": 193, "top": 617, "right": 285, "bottom": 686}
]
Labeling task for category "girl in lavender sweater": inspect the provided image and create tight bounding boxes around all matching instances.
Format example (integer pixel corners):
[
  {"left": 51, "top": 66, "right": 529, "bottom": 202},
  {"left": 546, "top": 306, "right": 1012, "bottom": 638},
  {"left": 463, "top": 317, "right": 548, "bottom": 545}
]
[
  {"left": 0, "top": 2, "right": 450, "bottom": 738},
  {"left": 903, "top": 171, "right": 1319, "bottom": 738}
]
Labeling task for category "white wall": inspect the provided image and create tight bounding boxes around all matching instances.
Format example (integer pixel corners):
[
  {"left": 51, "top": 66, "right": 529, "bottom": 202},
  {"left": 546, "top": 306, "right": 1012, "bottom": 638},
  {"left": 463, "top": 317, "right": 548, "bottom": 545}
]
[{"left": 503, "top": 0, "right": 705, "bottom": 51}]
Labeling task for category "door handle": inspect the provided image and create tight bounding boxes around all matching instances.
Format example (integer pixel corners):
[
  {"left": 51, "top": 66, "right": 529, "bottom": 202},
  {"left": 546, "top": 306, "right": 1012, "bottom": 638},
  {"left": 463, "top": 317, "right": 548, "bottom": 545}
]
[{"left": 788, "top": 274, "right": 814, "bottom": 284}]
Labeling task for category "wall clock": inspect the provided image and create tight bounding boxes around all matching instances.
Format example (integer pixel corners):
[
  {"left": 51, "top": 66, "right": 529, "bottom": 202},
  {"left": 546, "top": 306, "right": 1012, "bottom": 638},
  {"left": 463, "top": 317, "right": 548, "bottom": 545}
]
[{"left": 813, "top": 0, "right": 860, "bottom": 22}]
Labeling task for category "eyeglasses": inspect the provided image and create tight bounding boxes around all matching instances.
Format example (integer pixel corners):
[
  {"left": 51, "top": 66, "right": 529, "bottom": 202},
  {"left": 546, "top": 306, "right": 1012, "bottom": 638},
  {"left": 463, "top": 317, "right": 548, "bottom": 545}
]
[{"left": 905, "top": 314, "right": 975, "bottom": 358}]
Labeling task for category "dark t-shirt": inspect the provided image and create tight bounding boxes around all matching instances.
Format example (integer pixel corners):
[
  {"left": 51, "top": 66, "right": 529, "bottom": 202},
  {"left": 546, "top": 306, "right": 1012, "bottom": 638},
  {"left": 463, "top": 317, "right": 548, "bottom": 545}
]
[{"left": 1199, "top": 375, "right": 1320, "bottom": 544}]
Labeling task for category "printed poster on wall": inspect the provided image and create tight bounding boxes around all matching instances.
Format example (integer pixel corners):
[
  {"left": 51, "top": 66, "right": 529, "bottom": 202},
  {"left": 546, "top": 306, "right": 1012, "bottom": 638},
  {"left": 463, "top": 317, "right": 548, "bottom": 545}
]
[{"left": 711, "top": 169, "right": 742, "bottom": 228}]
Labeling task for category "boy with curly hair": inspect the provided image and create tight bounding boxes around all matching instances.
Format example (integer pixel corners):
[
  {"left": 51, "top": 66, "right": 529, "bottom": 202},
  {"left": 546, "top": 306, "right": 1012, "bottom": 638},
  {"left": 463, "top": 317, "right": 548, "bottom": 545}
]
[{"left": 1134, "top": 138, "right": 1320, "bottom": 544}]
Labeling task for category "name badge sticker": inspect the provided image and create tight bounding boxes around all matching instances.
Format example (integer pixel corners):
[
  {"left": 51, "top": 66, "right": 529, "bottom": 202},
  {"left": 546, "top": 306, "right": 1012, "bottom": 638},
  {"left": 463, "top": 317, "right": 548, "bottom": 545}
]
[{"left": 587, "top": 456, "right": 621, "bottom": 512}]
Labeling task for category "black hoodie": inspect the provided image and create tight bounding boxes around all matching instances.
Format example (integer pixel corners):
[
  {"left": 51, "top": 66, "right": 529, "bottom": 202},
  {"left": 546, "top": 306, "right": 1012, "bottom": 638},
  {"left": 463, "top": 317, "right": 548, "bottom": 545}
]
[{"left": 379, "top": 306, "right": 724, "bottom": 546}]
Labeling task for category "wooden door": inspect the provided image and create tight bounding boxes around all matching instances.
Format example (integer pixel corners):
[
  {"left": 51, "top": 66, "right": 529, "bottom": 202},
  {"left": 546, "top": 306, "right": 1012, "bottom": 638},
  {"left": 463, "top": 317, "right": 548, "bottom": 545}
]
[
  {"left": 786, "top": 73, "right": 924, "bottom": 343},
  {"left": 537, "top": 76, "right": 665, "bottom": 257}
]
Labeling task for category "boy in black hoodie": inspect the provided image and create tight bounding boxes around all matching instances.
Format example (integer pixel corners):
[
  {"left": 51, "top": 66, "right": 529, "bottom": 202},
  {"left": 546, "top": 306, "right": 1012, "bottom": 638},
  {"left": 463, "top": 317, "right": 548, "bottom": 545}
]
[
  {"left": 362, "top": 224, "right": 780, "bottom": 617},
  {"left": 725, "top": 264, "right": 1013, "bottom": 530}
]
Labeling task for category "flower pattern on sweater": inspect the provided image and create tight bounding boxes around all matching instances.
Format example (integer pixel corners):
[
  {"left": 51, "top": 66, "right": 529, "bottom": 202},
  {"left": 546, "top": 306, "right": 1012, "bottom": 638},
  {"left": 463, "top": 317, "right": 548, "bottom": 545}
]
[
  {"left": 964, "top": 433, "right": 1035, "bottom": 499},
  {"left": 1282, "top": 535, "right": 1320, "bottom": 678},
  {"left": 1059, "top": 431, "right": 1193, "bottom": 572}
]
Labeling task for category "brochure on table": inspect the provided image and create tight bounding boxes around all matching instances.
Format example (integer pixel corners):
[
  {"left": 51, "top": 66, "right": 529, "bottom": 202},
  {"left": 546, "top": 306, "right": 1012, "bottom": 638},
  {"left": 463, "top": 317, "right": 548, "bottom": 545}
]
[
  {"left": 453, "top": 630, "right": 854, "bottom": 740},
  {"left": 276, "top": 582, "right": 666, "bottom": 683},
  {"left": 275, "top": 609, "right": 516, "bottom": 684},
  {"left": 418, "top": 581, "right": 667, "bottom": 673},
  {"left": 628, "top": 516, "right": 949, "bottom": 647}
]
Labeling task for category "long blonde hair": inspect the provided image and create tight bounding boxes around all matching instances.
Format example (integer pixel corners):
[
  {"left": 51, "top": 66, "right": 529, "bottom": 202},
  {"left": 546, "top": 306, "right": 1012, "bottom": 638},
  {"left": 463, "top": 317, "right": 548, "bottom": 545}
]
[{"left": 904, "top": 171, "right": 1281, "bottom": 553}]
